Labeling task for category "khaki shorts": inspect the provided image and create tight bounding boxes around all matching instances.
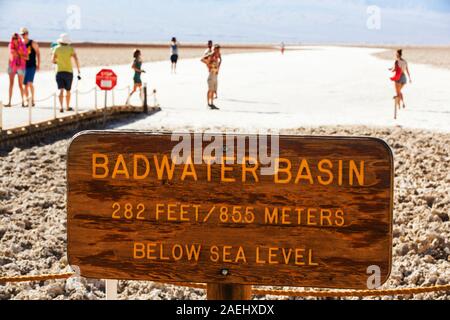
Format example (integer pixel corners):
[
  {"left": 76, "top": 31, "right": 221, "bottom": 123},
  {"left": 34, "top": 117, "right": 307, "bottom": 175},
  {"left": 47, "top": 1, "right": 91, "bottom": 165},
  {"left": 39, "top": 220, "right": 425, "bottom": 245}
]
[{"left": 207, "top": 73, "right": 218, "bottom": 92}]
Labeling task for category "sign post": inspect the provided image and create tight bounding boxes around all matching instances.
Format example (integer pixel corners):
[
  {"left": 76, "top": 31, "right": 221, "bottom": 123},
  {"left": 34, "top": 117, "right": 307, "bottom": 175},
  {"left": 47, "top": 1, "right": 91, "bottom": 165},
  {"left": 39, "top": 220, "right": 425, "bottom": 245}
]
[
  {"left": 67, "top": 132, "right": 393, "bottom": 299},
  {"left": 207, "top": 283, "right": 252, "bottom": 300},
  {"left": 95, "top": 69, "right": 117, "bottom": 126}
]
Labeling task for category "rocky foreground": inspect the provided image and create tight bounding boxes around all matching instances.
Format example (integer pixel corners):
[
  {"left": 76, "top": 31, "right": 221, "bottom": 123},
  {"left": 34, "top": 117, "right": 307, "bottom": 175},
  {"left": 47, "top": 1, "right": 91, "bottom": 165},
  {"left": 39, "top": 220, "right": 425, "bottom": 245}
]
[{"left": 0, "top": 126, "right": 449, "bottom": 300}]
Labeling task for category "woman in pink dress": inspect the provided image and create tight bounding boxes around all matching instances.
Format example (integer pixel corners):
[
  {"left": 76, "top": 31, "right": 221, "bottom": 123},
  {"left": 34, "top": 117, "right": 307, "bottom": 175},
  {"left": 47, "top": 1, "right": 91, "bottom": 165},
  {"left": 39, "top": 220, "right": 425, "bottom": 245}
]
[{"left": 5, "top": 33, "right": 28, "bottom": 107}]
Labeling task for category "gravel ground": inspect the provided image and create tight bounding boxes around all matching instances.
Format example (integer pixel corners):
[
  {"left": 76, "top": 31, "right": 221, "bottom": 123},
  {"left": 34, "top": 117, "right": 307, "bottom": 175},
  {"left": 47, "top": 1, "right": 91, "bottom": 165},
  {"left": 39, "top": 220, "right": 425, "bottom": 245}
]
[{"left": 0, "top": 125, "right": 449, "bottom": 300}]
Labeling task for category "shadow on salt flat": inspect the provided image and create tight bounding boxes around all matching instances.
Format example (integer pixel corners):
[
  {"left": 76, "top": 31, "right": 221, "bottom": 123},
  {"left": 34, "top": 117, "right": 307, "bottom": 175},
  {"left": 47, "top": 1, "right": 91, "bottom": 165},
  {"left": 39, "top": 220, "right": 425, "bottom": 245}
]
[{"left": 221, "top": 98, "right": 280, "bottom": 106}]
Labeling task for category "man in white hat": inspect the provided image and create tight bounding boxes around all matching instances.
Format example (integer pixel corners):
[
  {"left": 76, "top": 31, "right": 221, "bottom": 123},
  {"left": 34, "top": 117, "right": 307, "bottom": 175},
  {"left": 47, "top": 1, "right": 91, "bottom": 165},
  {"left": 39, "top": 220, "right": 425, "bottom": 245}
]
[
  {"left": 20, "top": 27, "right": 40, "bottom": 107},
  {"left": 51, "top": 33, "right": 80, "bottom": 112}
]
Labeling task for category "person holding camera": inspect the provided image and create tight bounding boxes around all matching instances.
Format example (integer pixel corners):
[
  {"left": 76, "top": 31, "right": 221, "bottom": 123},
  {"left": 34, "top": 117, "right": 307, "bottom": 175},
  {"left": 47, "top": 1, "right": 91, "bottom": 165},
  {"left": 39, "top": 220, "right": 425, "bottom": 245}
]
[{"left": 51, "top": 33, "right": 80, "bottom": 112}]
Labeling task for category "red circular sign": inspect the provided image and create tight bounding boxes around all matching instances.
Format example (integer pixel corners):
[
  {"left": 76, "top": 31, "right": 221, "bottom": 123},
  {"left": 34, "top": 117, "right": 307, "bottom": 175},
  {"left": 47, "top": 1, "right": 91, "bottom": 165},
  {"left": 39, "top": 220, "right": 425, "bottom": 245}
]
[{"left": 96, "top": 69, "right": 117, "bottom": 90}]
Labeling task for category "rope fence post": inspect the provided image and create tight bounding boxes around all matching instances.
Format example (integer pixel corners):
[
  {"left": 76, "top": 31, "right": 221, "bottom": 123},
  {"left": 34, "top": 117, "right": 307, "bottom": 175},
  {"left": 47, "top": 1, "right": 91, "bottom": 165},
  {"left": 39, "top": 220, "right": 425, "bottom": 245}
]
[
  {"left": 53, "top": 93, "right": 57, "bottom": 120},
  {"left": 127, "top": 85, "right": 131, "bottom": 107},
  {"left": 28, "top": 97, "right": 32, "bottom": 127},
  {"left": 105, "top": 279, "right": 118, "bottom": 300},
  {"left": 94, "top": 87, "right": 97, "bottom": 110},
  {"left": 143, "top": 83, "right": 148, "bottom": 113},
  {"left": 75, "top": 89, "right": 79, "bottom": 114},
  {"left": 153, "top": 89, "right": 158, "bottom": 108}
]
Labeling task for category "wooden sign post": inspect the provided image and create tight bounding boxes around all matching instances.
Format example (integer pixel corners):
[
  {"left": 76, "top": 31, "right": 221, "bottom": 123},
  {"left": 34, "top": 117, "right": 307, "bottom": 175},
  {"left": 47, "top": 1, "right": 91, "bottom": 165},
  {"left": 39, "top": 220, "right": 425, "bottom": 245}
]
[
  {"left": 207, "top": 283, "right": 252, "bottom": 300},
  {"left": 67, "top": 131, "right": 393, "bottom": 299}
]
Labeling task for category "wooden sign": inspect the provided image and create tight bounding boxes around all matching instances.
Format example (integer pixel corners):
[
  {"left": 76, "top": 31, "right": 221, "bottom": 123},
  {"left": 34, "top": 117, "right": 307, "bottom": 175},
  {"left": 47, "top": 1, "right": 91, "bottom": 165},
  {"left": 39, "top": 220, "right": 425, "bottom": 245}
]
[{"left": 67, "top": 131, "right": 393, "bottom": 289}]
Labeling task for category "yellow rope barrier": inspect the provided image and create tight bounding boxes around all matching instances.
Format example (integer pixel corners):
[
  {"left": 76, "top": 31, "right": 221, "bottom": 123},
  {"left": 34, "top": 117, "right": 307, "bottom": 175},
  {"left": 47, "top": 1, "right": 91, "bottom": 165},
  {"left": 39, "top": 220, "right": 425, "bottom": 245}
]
[{"left": 1, "top": 272, "right": 449, "bottom": 297}]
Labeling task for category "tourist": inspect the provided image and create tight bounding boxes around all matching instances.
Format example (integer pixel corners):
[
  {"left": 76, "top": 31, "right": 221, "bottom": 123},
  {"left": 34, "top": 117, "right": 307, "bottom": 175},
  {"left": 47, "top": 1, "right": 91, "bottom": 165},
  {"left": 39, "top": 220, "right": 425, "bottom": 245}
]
[
  {"left": 203, "top": 40, "right": 221, "bottom": 99},
  {"left": 5, "top": 33, "right": 27, "bottom": 107},
  {"left": 390, "top": 49, "right": 411, "bottom": 109},
  {"left": 51, "top": 33, "right": 81, "bottom": 112},
  {"left": 126, "top": 49, "right": 146, "bottom": 105},
  {"left": 170, "top": 37, "right": 179, "bottom": 74},
  {"left": 201, "top": 44, "right": 221, "bottom": 110},
  {"left": 204, "top": 40, "right": 213, "bottom": 56},
  {"left": 20, "top": 27, "right": 41, "bottom": 107}
]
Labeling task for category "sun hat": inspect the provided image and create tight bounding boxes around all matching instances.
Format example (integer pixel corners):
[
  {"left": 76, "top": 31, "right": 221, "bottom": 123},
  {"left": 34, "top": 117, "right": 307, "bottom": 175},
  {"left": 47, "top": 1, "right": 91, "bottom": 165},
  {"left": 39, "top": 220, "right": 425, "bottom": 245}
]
[
  {"left": 19, "top": 27, "right": 29, "bottom": 35},
  {"left": 57, "top": 33, "right": 71, "bottom": 44}
]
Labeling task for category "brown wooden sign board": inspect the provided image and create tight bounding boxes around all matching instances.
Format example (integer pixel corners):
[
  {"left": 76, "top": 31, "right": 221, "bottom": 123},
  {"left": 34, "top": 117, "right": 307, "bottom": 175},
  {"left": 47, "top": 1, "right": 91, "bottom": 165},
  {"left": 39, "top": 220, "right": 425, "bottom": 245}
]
[{"left": 67, "top": 131, "right": 393, "bottom": 289}]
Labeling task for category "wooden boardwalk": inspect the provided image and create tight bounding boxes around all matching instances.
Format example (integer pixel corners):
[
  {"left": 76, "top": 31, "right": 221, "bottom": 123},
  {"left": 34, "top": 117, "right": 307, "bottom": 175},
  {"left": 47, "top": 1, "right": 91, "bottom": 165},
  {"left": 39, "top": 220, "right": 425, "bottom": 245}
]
[
  {"left": 0, "top": 104, "right": 160, "bottom": 148},
  {"left": 0, "top": 84, "right": 160, "bottom": 148}
]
